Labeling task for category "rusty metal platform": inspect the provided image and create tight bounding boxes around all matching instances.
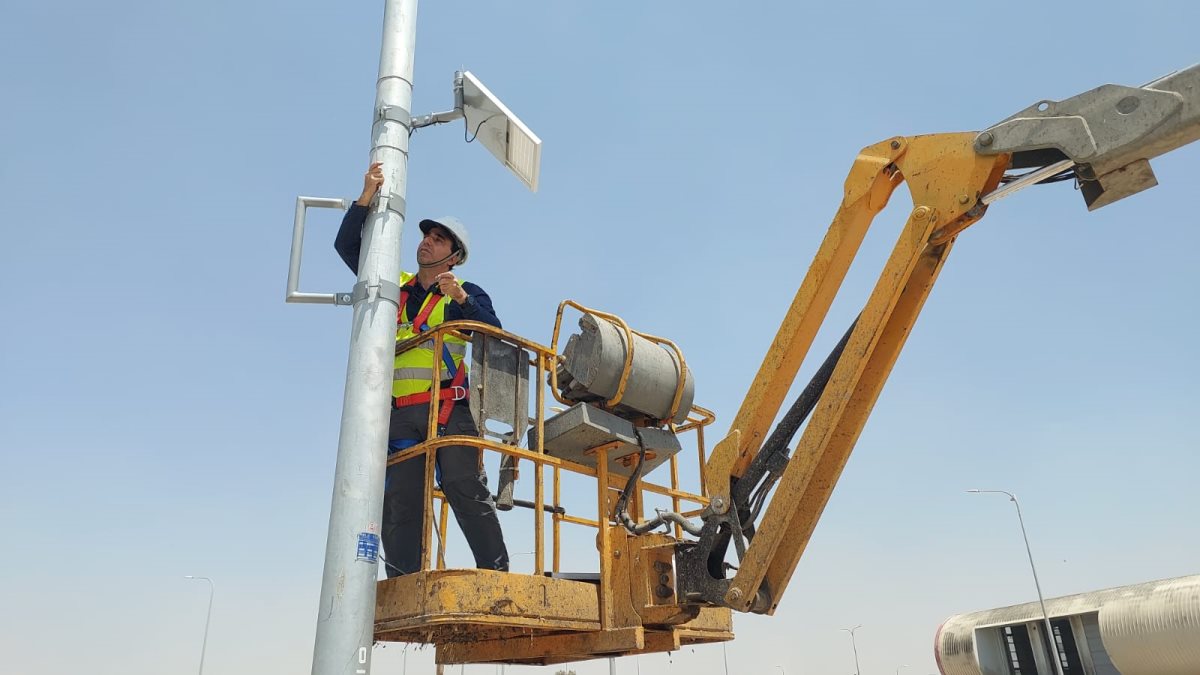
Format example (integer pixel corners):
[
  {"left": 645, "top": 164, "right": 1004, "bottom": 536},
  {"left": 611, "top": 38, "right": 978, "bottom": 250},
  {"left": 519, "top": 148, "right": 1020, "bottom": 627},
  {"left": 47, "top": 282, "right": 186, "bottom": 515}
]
[{"left": 375, "top": 569, "right": 732, "bottom": 665}]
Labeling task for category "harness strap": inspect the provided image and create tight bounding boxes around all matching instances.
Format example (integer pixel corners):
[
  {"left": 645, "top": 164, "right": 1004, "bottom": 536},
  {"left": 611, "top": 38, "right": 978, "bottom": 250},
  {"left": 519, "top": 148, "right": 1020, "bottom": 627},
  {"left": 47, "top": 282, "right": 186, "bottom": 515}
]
[
  {"left": 395, "top": 276, "right": 469, "bottom": 427},
  {"left": 437, "top": 356, "right": 469, "bottom": 426},
  {"left": 398, "top": 277, "right": 444, "bottom": 333},
  {"left": 392, "top": 385, "right": 468, "bottom": 408},
  {"left": 391, "top": 368, "right": 467, "bottom": 426}
]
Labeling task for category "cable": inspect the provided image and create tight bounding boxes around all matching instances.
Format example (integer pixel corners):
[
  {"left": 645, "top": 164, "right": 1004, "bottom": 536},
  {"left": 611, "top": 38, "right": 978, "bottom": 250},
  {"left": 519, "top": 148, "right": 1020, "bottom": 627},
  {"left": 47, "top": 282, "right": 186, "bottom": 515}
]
[
  {"left": 377, "top": 498, "right": 447, "bottom": 575},
  {"left": 613, "top": 429, "right": 704, "bottom": 536},
  {"left": 465, "top": 113, "right": 501, "bottom": 144},
  {"left": 612, "top": 431, "right": 648, "bottom": 530},
  {"left": 735, "top": 317, "right": 859, "bottom": 530},
  {"left": 748, "top": 476, "right": 774, "bottom": 524},
  {"left": 1000, "top": 167, "right": 1076, "bottom": 185},
  {"left": 378, "top": 553, "right": 406, "bottom": 576}
]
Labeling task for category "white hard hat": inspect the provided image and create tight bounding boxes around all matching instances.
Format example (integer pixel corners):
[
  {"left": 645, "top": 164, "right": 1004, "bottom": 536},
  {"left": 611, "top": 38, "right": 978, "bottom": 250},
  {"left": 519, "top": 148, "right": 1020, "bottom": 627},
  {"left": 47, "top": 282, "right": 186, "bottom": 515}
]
[{"left": 419, "top": 216, "right": 471, "bottom": 266}]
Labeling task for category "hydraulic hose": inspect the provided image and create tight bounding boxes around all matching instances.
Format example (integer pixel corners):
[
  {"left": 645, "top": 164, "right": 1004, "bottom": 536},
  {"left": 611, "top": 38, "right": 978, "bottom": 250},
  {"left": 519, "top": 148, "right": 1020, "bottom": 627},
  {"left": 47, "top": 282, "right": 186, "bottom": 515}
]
[
  {"left": 735, "top": 316, "right": 859, "bottom": 521},
  {"left": 614, "top": 429, "right": 705, "bottom": 536}
]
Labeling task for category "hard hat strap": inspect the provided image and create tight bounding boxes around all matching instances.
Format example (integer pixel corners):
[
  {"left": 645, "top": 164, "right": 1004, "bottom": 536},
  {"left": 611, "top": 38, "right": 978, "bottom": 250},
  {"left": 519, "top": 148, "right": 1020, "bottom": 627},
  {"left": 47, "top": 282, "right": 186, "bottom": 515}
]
[{"left": 417, "top": 250, "right": 461, "bottom": 269}]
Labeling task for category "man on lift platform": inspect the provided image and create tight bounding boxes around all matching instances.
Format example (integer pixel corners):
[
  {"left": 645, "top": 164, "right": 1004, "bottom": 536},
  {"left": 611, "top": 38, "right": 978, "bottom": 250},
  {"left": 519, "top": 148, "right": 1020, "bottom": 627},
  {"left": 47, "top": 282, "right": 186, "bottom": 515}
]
[{"left": 334, "top": 162, "right": 509, "bottom": 576}]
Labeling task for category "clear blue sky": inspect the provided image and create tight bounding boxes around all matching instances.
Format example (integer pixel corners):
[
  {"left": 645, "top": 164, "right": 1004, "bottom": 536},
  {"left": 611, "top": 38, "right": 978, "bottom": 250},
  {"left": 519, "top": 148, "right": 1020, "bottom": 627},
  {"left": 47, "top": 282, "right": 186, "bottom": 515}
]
[{"left": 2, "top": 2, "right": 1198, "bottom": 674}]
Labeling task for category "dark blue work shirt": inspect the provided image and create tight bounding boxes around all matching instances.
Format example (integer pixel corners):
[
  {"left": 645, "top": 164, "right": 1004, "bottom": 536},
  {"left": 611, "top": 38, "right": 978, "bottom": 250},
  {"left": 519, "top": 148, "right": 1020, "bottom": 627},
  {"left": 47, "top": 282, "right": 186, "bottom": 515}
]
[{"left": 334, "top": 203, "right": 502, "bottom": 330}]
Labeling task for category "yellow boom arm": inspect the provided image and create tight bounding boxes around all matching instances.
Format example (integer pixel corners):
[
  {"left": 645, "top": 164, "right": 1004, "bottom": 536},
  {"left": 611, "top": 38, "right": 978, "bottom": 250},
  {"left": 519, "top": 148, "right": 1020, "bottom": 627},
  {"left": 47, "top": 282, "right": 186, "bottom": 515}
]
[
  {"left": 686, "top": 133, "right": 1007, "bottom": 613},
  {"left": 681, "top": 62, "right": 1200, "bottom": 615}
]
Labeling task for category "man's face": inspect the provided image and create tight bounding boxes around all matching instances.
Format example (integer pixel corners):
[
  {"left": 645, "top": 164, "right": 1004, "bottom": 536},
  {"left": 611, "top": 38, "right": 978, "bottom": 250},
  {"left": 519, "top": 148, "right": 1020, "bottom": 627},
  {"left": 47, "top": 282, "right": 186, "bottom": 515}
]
[{"left": 417, "top": 225, "right": 457, "bottom": 266}]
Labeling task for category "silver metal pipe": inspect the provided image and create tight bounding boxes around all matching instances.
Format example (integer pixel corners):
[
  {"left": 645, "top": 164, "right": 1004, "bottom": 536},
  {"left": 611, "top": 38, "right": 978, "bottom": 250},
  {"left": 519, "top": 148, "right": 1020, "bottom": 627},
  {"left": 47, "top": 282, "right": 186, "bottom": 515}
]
[
  {"left": 302, "top": 197, "right": 351, "bottom": 209},
  {"left": 310, "top": 2, "right": 418, "bottom": 674},
  {"left": 410, "top": 108, "right": 464, "bottom": 130},
  {"left": 980, "top": 159, "right": 1074, "bottom": 206},
  {"left": 287, "top": 196, "right": 348, "bottom": 304},
  {"left": 288, "top": 292, "right": 338, "bottom": 305}
]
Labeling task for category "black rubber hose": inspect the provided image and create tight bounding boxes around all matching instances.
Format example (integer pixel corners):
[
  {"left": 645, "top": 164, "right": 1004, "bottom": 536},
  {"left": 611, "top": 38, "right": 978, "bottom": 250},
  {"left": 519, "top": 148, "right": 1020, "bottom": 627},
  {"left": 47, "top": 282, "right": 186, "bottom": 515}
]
[
  {"left": 734, "top": 317, "right": 859, "bottom": 510},
  {"left": 704, "top": 318, "right": 860, "bottom": 582}
]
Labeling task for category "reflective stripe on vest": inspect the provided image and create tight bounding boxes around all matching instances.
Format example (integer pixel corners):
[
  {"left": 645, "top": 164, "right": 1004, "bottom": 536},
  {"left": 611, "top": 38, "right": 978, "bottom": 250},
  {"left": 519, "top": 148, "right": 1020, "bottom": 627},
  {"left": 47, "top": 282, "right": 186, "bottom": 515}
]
[{"left": 393, "top": 271, "right": 470, "bottom": 398}]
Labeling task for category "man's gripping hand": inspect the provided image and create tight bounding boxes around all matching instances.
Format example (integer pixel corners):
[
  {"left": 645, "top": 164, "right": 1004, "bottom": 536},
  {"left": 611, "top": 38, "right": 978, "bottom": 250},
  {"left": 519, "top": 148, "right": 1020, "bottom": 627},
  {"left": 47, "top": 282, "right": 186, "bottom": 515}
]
[{"left": 355, "top": 162, "right": 384, "bottom": 207}]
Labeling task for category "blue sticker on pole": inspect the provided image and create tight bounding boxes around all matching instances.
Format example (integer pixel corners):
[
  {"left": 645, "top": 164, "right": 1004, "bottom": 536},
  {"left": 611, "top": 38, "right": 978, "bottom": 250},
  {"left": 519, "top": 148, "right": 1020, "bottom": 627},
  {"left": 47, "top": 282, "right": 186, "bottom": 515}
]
[{"left": 356, "top": 532, "right": 380, "bottom": 563}]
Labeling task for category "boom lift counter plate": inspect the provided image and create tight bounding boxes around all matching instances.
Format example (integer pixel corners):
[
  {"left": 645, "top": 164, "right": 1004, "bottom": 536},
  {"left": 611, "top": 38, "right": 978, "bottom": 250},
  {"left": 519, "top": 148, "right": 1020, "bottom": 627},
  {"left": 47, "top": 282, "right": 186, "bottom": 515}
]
[{"left": 370, "top": 64, "right": 1200, "bottom": 665}]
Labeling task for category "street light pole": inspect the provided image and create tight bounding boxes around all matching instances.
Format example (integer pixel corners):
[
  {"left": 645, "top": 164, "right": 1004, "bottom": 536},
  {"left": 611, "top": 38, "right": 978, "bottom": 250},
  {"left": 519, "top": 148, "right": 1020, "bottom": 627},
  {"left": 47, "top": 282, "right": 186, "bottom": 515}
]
[
  {"left": 184, "top": 576, "right": 214, "bottom": 675},
  {"left": 721, "top": 642, "right": 730, "bottom": 675},
  {"left": 897, "top": 664, "right": 909, "bottom": 675},
  {"left": 311, "top": 1, "right": 418, "bottom": 674},
  {"left": 968, "top": 489, "right": 1064, "bottom": 675},
  {"left": 841, "top": 624, "right": 862, "bottom": 675}
]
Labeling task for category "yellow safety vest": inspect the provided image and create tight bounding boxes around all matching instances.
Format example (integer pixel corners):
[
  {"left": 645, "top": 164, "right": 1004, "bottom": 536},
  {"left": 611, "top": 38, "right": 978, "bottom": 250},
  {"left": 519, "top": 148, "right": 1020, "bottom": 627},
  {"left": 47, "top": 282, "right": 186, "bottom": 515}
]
[{"left": 393, "top": 271, "right": 469, "bottom": 398}]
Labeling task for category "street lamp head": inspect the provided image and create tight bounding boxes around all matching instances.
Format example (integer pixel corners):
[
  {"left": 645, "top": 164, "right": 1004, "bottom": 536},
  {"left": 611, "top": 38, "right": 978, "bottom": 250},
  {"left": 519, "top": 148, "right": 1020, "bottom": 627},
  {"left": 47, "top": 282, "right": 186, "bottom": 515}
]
[{"left": 966, "top": 488, "right": 1017, "bottom": 501}]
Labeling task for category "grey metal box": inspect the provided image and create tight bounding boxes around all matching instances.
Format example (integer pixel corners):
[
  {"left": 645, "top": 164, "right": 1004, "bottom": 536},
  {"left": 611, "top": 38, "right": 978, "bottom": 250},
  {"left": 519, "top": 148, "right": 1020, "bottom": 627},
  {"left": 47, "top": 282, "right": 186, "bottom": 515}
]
[{"left": 529, "top": 403, "right": 682, "bottom": 479}]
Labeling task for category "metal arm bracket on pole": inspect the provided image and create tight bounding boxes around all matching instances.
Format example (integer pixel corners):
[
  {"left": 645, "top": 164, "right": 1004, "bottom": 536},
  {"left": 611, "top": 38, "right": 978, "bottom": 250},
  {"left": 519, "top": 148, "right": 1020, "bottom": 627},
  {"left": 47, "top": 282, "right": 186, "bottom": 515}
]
[
  {"left": 410, "top": 71, "right": 465, "bottom": 131},
  {"left": 410, "top": 108, "right": 465, "bottom": 130},
  {"left": 350, "top": 278, "right": 402, "bottom": 307},
  {"left": 377, "top": 104, "right": 413, "bottom": 128},
  {"left": 377, "top": 192, "right": 406, "bottom": 218}
]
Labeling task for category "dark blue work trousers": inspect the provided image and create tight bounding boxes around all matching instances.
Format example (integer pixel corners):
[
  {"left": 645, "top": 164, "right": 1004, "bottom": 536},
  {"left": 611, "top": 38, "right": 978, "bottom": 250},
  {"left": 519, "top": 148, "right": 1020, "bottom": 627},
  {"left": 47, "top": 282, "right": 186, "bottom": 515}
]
[{"left": 383, "top": 402, "right": 509, "bottom": 576}]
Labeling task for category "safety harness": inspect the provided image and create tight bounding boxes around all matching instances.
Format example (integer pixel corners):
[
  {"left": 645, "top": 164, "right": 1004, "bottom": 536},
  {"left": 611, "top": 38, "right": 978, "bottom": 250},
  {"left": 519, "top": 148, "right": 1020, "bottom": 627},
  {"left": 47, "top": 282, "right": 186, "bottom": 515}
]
[{"left": 392, "top": 277, "right": 468, "bottom": 428}]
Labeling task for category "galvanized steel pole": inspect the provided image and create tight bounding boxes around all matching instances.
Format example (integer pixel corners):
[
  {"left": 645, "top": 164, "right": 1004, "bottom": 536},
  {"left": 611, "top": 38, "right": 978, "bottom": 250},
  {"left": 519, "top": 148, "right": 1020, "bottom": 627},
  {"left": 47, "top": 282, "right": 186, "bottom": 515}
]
[
  {"left": 311, "top": 2, "right": 417, "bottom": 674},
  {"left": 184, "top": 576, "right": 214, "bottom": 675},
  {"left": 841, "top": 624, "right": 862, "bottom": 675},
  {"left": 968, "top": 490, "right": 1064, "bottom": 675}
]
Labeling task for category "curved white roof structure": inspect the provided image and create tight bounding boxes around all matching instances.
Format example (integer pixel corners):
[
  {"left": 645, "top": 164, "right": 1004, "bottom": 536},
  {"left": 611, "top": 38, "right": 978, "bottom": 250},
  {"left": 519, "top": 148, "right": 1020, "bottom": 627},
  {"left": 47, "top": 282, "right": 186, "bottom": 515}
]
[{"left": 936, "top": 574, "right": 1200, "bottom": 675}]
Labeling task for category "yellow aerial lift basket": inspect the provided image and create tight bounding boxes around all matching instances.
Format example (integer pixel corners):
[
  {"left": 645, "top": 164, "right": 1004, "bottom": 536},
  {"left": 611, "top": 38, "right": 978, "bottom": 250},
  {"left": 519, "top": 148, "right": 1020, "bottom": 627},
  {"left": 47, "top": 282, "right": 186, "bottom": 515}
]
[{"left": 374, "top": 301, "right": 732, "bottom": 666}]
